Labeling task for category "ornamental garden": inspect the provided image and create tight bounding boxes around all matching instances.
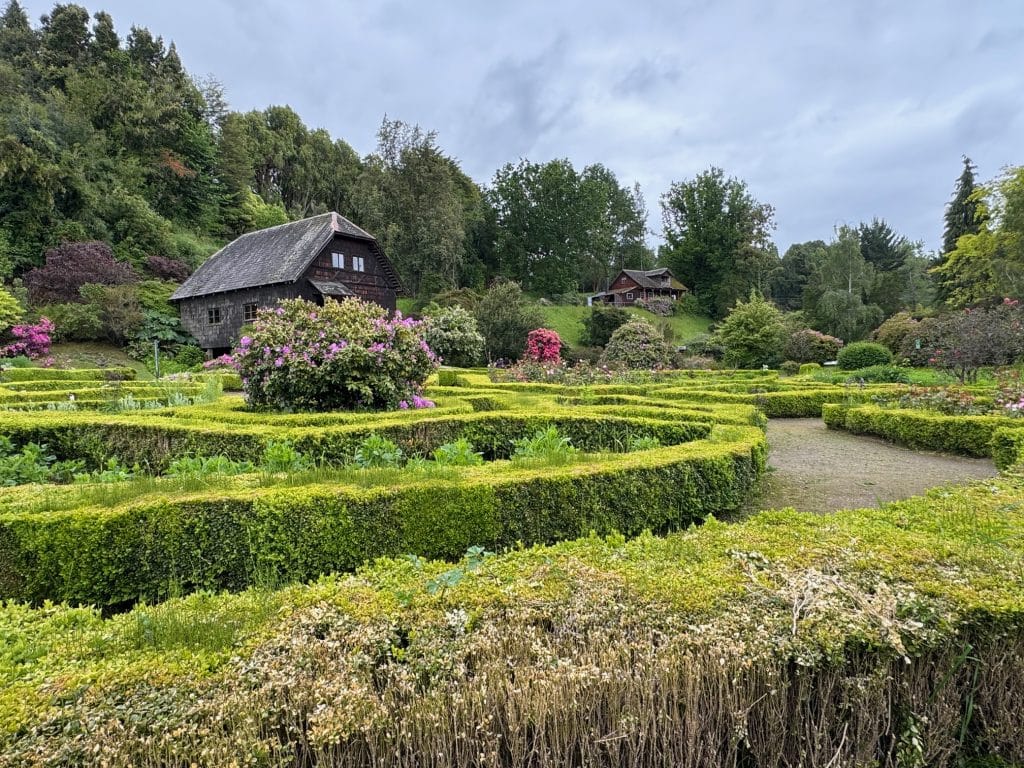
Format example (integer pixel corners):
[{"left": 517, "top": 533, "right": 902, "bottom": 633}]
[{"left": 0, "top": 296, "right": 1022, "bottom": 766}]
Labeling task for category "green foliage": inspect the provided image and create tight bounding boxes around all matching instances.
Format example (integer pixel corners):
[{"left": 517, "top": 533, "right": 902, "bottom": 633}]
[
  {"left": 798, "top": 362, "right": 821, "bottom": 375},
  {"left": 600, "top": 319, "right": 673, "bottom": 369},
  {"left": 473, "top": 279, "right": 544, "bottom": 362},
  {"left": 167, "top": 454, "right": 254, "bottom": 478},
  {"left": 871, "top": 311, "right": 921, "bottom": 354},
  {"left": 422, "top": 303, "right": 484, "bottom": 367},
  {"left": 837, "top": 341, "right": 893, "bottom": 370},
  {"left": 581, "top": 304, "right": 630, "bottom": 347},
  {"left": 432, "top": 437, "right": 483, "bottom": 467},
  {"left": 660, "top": 167, "right": 777, "bottom": 318},
  {"left": 511, "top": 426, "right": 580, "bottom": 464},
  {"left": 935, "top": 156, "right": 986, "bottom": 301},
  {"left": 803, "top": 226, "right": 884, "bottom": 341},
  {"left": 0, "top": 286, "right": 21, "bottom": 332},
  {"left": 487, "top": 159, "right": 649, "bottom": 293},
  {"left": 716, "top": 290, "right": 786, "bottom": 368},
  {"left": 935, "top": 165, "right": 1024, "bottom": 307},
  {"left": 0, "top": 438, "right": 81, "bottom": 486},
  {"left": 260, "top": 440, "right": 311, "bottom": 473},
  {"left": 352, "top": 434, "right": 405, "bottom": 468},
  {"left": 783, "top": 328, "right": 843, "bottom": 364},
  {"left": 779, "top": 360, "right": 801, "bottom": 375}
]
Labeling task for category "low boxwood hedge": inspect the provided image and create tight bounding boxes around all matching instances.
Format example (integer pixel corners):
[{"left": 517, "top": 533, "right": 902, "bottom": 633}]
[
  {"left": 1, "top": 475, "right": 1022, "bottom": 765},
  {"left": 0, "top": 426, "right": 767, "bottom": 605},
  {"left": 824, "top": 403, "right": 1023, "bottom": 458}
]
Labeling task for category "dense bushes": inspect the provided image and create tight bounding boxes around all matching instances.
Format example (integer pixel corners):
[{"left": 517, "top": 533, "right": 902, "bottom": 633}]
[
  {"left": 783, "top": 328, "right": 843, "bottom": 363},
  {"left": 716, "top": 291, "right": 786, "bottom": 367},
  {"left": 581, "top": 304, "right": 630, "bottom": 347},
  {"left": 2, "top": 478, "right": 1024, "bottom": 765},
  {"left": 0, "top": 424, "right": 765, "bottom": 605},
  {"left": 233, "top": 297, "right": 437, "bottom": 411},
  {"left": 600, "top": 319, "right": 673, "bottom": 369},
  {"left": 23, "top": 241, "right": 136, "bottom": 305},
  {"left": 837, "top": 340, "right": 892, "bottom": 369},
  {"left": 422, "top": 304, "right": 484, "bottom": 367}
]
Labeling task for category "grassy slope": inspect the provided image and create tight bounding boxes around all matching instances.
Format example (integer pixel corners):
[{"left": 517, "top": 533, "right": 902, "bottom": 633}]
[
  {"left": 540, "top": 304, "right": 712, "bottom": 347},
  {"left": 47, "top": 343, "right": 153, "bottom": 380}
]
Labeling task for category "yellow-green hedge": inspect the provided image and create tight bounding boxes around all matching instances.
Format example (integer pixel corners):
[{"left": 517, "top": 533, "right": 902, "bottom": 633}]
[{"left": 0, "top": 426, "right": 766, "bottom": 605}]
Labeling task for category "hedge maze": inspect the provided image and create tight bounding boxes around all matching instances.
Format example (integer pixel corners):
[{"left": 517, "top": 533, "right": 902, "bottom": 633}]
[{"left": 2, "top": 366, "right": 1024, "bottom": 766}]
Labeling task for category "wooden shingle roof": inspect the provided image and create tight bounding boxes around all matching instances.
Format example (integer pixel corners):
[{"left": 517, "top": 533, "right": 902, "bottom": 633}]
[
  {"left": 620, "top": 268, "right": 687, "bottom": 291},
  {"left": 171, "top": 212, "right": 403, "bottom": 301}
]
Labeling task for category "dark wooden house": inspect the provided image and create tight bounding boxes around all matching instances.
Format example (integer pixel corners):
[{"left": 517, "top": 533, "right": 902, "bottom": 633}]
[
  {"left": 171, "top": 212, "right": 404, "bottom": 355},
  {"left": 589, "top": 268, "right": 688, "bottom": 306}
]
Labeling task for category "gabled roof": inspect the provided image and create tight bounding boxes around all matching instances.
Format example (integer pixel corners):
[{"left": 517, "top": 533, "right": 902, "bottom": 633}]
[
  {"left": 171, "top": 212, "right": 404, "bottom": 301},
  {"left": 619, "top": 268, "right": 687, "bottom": 291}
]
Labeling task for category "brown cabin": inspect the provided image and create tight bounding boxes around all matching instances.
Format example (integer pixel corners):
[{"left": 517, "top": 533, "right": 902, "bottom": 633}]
[
  {"left": 170, "top": 212, "right": 404, "bottom": 355},
  {"left": 589, "top": 268, "right": 688, "bottom": 306}
]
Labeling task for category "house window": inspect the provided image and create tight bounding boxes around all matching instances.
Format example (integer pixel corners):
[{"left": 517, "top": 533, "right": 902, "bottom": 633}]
[
  {"left": 352, "top": 255, "right": 365, "bottom": 272},
  {"left": 625, "top": 292, "right": 634, "bottom": 300},
  {"left": 331, "top": 252, "right": 344, "bottom": 269},
  {"left": 207, "top": 307, "right": 222, "bottom": 324},
  {"left": 243, "top": 303, "right": 258, "bottom": 322}
]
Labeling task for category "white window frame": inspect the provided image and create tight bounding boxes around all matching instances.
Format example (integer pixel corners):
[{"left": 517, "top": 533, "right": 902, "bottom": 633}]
[
  {"left": 625, "top": 292, "right": 634, "bottom": 300},
  {"left": 243, "top": 303, "right": 258, "bottom": 322},
  {"left": 331, "top": 251, "right": 345, "bottom": 269},
  {"left": 352, "top": 255, "right": 365, "bottom": 272}
]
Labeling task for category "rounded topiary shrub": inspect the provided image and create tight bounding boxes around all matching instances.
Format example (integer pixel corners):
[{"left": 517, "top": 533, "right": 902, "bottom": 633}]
[
  {"left": 779, "top": 360, "right": 801, "bottom": 375},
  {"left": 231, "top": 297, "right": 438, "bottom": 411},
  {"left": 600, "top": 319, "right": 673, "bottom": 370},
  {"left": 837, "top": 341, "right": 892, "bottom": 370}
]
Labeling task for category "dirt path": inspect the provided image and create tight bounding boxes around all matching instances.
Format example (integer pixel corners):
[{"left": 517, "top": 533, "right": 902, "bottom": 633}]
[{"left": 746, "top": 418, "right": 998, "bottom": 515}]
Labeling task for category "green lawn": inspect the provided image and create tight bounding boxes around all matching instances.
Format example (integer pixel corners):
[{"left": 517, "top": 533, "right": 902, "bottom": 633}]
[{"left": 539, "top": 304, "right": 712, "bottom": 347}]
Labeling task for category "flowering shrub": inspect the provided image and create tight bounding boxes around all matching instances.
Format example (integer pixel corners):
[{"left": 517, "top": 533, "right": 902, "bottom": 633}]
[
  {"left": 421, "top": 304, "right": 484, "bottom": 368},
  {"left": 1, "top": 317, "right": 54, "bottom": 360},
  {"left": 885, "top": 386, "right": 987, "bottom": 416},
  {"left": 524, "top": 328, "right": 562, "bottom": 363},
  {"left": 633, "top": 296, "right": 675, "bottom": 316},
  {"left": 600, "top": 319, "right": 673, "bottom": 370},
  {"left": 784, "top": 329, "right": 843, "bottom": 364},
  {"left": 230, "top": 298, "right": 438, "bottom": 412},
  {"left": 925, "top": 300, "right": 1024, "bottom": 383},
  {"left": 995, "top": 369, "right": 1024, "bottom": 416},
  {"left": 488, "top": 359, "right": 656, "bottom": 385}
]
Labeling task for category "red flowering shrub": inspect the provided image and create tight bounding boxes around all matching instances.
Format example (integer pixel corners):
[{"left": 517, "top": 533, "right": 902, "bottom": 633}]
[
  {"left": 24, "top": 242, "right": 136, "bottom": 304},
  {"left": 784, "top": 329, "right": 843, "bottom": 364},
  {"left": 925, "top": 299, "right": 1024, "bottom": 382},
  {"left": 1, "top": 317, "right": 54, "bottom": 360},
  {"left": 524, "top": 328, "right": 562, "bottom": 363}
]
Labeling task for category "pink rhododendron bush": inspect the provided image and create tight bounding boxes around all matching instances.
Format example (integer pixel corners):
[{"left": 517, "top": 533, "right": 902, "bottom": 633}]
[
  {"left": 524, "top": 328, "right": 562, "bottom": 363},
  {"left": 230, "top": 298, "right": 437, "bottom": 411},
  {"left": 1, "top": 317, "right": 54, "bottom": 360}
]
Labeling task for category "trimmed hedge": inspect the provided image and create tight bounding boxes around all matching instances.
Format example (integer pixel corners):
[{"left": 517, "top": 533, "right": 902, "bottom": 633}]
[
  {"left": 823, "top": 403, "right": 1022, "bottom": 458},
  {"left": 0, "top": 367, "right": 136, "bottom": 382},
  {"left": 2, "top": 476, "right": 1024, "bottom": 764},
  {"left": 0, "top": 410, "right": 713, "bottom": 470},
  {"left": 990, "top": 427, "right": 1024, "bottom": 470},
  {"left": 0, "top": 426, "right": 767, "bottom": 605}
]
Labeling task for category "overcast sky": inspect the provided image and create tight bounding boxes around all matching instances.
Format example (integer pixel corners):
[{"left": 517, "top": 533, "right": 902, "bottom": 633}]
[{"left": 23, "top": 0, "right": 1024, "bottom": 252}]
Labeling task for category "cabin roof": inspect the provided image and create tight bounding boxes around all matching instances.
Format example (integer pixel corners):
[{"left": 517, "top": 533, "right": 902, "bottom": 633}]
[
  {"left": 619, "top": 268, "right": 687, "bottom": 291},
  {"left": 171, "top": 212, "right": 403, "bottom": 301}
]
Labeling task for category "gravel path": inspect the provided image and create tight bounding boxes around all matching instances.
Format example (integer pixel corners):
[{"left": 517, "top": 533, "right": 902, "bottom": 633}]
[{"left": 747, "top": 418, "right": 998, "bottom": 515}]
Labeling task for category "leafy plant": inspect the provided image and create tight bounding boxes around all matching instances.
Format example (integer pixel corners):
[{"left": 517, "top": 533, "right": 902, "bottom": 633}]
[
  {"left": 600, "top": 319, "right": 673, "bottom": 370},
  {"left": 352, "top": 434, "right": 405, "bottom": 469},
  {"left": 261, "top": 440, "right": 311, "bottom": 473},
  {"left": 75, "top": 458, "right": 141, "bottom": 484},
  {"left": 166, "top": 454, "right": 255, "bottom": 478},
  {"left": 432, "top": 438, "right": 484, "bottom": 467},
  {"left": 512, "top": 426, "right": 579, "bottom": 464},
  {"left": 627, "top": 435, "right": 661, "bottom": 452}
]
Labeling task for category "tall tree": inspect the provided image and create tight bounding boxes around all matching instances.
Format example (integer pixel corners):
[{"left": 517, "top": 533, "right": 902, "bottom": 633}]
[
  {"left": 935, "top": 157, "right": 986, "bottom": 301},
  {"left": 934, "top": 165, "right": 1024, "bottom": 307},
  {"left": 803, "top": 226, "right": 883, "bottom": 341},
  {"left": 771, "top": 240, "right": 826, "bottom": 311},
  {"left": 659, "top": 167, "right": 776, "bottom": 318}
]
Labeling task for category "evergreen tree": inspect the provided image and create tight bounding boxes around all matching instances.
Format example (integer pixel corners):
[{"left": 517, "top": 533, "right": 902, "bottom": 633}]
[{"left": 942, "top": 156, "right": 984, "bottom": 256}]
